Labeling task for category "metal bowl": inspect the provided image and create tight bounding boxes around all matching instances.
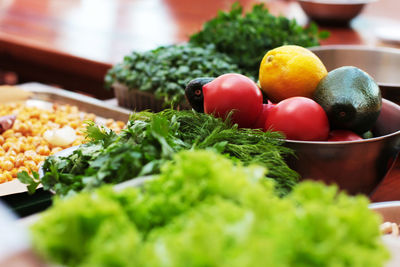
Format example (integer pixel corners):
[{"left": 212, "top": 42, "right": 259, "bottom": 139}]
[
  {"left": 298, "top": 0, "right": 374, "bottom": 25},
  {"left": 285, "top": 98, "right": 400, "bottom": 195},
  {"left": 310, "top": 45, "right": 400, "bottom": 104}
]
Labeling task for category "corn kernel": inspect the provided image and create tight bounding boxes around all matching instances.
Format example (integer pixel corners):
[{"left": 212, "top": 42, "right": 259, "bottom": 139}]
[
  {"left": 2, "top": 129, "right": 14, "bottom": 139},
  {"left": 37, "top": 146, "right": 50, "bottom": 156},
  {"left": 24, "top": 160, "right": 37, "bottom": 171},
  {"left": 1, "top": 160, "right": 13, "bottom": 171},
  {"left": 7, "top": 150, "right": 17, "bottom": 157},
  {"left": 24, "top": 150, "right": 37, "bottom": 160},
  {"left": 69, "top": 120, "right": 79, "bottom": 129},
  {"left": 2, "top": 142, "right": 13, "bottom": 151},
  {"left": 22, "top": 143, "right": 35, "bottom": 152},
  {"left": 3, "top": 171, "right": 12, "bottom": 181},
  {"left": 0, "top": 174, "right": 6, "bottom": 183},
  {"left": 8, "top": 156, "right": 16, "bottom": 163},
  {"left": 10, "top": 168, "right": 18, "bottom": 178},
  {"left": 33, "top": 155, "right": 44, "bottom": 165}
]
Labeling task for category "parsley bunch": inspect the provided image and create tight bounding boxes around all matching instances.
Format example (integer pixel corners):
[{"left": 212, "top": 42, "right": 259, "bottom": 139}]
[
  {"left": 105, "top": 44, "right": 241, "bottom": 107},
  {"left": 19, "top": 110, "right": 298, "bottom": 197},
  {"left": 189, "top": 3, "right": 329, "bottom": 78}
]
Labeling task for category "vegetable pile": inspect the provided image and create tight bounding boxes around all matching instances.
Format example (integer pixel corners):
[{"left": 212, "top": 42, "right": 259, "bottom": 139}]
[
  {"left": 185, "top": 45, "right": 382, "bottom": 142},
  {"left": 31, "top": 150, "right": 389, "bottom": 267},
  {"left": 20, "top": 110, "right": 298, "bottom": 197},
  {"left": 105, "top": 2, "right": 327, "bottom": 107}
]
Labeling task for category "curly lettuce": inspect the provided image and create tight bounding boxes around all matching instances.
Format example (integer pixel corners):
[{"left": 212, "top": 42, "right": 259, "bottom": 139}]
[{"left": 31, "top": 150, "right": 389, "bottom": 267}]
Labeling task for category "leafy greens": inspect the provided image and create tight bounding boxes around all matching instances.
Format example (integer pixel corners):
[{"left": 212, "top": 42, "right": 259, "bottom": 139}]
[
  {"left": 31, "top": 150, "right": 389, "bottom": 267},
  {"left": 20, "top": 110, "right": 298, "bottom": 197},
  {"left": 189, "top": 2, "right": 329, "bottom": 78},
  {"left": 105, "top": 44, "right": 241, "bottom": 107}
]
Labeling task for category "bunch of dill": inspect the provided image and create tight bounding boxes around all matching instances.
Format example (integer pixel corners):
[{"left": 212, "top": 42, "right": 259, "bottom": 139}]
[{"left": 19, "top": 110, "right": 298, "bottom": 197}]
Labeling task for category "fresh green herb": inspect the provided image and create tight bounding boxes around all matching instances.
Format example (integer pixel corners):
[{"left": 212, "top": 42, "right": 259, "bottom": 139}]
[
  {"left": 19, "top": 110, "right": 298, "bottom": 197},
  {"left": 105, "top": 44, "right": 242, "bottom": 107},
  {"left": 189, "top": 2, "right": 329, "bottom": 78},
  {"left": 17, "top": 170, "right": 41, "bottom": 194},
  {"left": 31, "top": 150, "right": 389, "bottom": 267}
]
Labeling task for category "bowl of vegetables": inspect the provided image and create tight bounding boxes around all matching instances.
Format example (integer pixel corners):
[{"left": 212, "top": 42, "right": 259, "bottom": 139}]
[
  {"left": 184, "top": 45, "right": 400, "bottom": 196},
  {"left": 284, "top": 98, "right": 400, "bottom": 195}
]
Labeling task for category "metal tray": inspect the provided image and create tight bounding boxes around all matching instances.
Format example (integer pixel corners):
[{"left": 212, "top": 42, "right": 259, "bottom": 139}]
[
  {"left": 18, "top": 82, "right": 131, "bottom": 122},
  {"left": 310, "top": 45, "right": 400, "bottom": 103},
  {"left": 0, "top": 83, "right": 133, "bottom": 216}
]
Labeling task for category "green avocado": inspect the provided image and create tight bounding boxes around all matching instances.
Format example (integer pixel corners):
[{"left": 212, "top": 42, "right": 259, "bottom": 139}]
[{"left": 313, "top": 66, "right": 382, "bottom": 134}]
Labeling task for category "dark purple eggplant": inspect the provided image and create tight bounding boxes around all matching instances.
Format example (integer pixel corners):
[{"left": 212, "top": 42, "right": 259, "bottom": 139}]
[{"left": 185, "top": 77, "right": 214, "bottom": 112}]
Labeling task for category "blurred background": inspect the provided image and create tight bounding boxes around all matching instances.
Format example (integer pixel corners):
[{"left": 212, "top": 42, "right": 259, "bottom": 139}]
[{"left": 0, "top": 0, "right": 399, "bottom": 98}]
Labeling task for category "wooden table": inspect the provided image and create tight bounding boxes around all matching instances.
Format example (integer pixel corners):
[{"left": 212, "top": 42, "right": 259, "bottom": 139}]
[
  {"left": 0, "top": 0, "right": 400, "bottom": 201},
  {"left": 1, "top": 0, "right": 399, "bottom": 97}
]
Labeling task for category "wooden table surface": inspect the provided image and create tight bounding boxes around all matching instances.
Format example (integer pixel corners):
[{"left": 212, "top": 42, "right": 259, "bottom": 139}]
[{"left": 1, "top": 0, "right": 400, "bottom": 201}]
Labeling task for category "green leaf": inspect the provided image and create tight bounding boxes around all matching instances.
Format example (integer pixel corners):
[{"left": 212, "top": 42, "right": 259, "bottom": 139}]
[
  {"left": 17, "top": 171, "right": 35, "bottom": 184},
  {"left": 27, "top": 183, "right": 39, "bottom": 195},
  {"left": 319, "top": 30, "right": 331, "bottom": 39},
  {"left": 17, "top": 171, "right": 41, "bottom": 195}
]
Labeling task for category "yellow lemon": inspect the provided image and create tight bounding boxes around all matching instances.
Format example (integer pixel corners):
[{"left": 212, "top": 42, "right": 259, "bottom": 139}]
[{"left": 259, "top": 45, "right": 328, "bottom": 102}]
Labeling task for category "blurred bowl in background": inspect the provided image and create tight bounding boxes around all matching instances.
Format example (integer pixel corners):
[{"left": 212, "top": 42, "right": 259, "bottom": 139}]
[
  {"left": 298, "top": 0, "right": 375, "bottom": 25},
  {"left": 284, "top": 98, "right": 400, "bottom": 196}
]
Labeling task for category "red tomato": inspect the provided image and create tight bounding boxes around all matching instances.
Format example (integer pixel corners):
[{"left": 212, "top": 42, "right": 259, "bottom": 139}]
[
  {"left": 264, "top": 97, "right": 330, "bottom": 141},
  {"left": 328, "top": 130, "right": 363, "bottom": 141},
  {"left": 203, "top": 73, "right": 263, "bottom": 128},
  {"left": 252, "top": 102, "right": 275, "bottom": 130}
]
